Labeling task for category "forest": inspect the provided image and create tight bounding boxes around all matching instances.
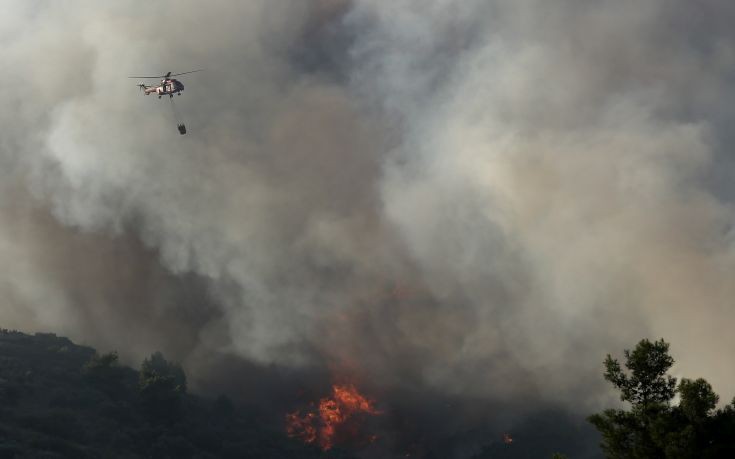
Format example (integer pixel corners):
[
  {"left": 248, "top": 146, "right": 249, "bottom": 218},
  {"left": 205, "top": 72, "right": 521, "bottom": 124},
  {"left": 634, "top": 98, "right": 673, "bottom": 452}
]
[
  {"left": 0, "top": 329, "right": 352, "bottom": 458},
  {"left": 1, "top": 329, "right": 733, "bottom": 458}
]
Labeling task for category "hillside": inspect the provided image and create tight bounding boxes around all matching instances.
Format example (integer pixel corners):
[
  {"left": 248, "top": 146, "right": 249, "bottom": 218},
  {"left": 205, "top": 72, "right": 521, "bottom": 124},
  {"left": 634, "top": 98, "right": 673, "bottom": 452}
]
[{"left": 0, "top": 329, "right": 351, "bottom": 458}]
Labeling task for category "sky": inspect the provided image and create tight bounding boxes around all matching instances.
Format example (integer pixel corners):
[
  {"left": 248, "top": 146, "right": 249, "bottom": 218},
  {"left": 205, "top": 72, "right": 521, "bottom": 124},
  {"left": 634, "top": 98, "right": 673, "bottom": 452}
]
[{"left": 2, "top": 0, "right": 735, "bottom": 454}]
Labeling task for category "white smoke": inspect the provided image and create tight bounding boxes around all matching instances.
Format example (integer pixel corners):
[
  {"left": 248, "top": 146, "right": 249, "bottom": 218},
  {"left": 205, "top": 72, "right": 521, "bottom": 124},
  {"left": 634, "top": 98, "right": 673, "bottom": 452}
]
[{"left": 1, "top": 0, "right": 735, "bottom": 412}]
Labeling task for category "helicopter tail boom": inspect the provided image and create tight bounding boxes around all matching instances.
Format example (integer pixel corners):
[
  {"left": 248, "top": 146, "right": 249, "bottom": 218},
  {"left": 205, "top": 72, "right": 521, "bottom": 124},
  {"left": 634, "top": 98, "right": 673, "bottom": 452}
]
[{"left": 137, "top": 83, "right": 158, "bottom": 95}]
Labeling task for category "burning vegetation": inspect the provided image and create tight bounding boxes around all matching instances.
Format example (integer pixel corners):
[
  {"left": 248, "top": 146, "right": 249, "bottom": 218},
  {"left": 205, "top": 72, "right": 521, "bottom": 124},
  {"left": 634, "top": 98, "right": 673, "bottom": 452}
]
[{"left": 286, "top": 384, "right": 381, "bottom": 451}]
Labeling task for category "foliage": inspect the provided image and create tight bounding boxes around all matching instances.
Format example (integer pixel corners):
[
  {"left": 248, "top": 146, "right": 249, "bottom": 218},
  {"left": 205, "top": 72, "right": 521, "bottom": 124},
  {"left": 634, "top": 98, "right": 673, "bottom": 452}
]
[
  {"left": 140, "top": 351, "right": 187, "bottom": 394},
  {"left": 678, "top": 378, "right": 718, "bottom": 422},
  {"left": 0, "top": 329, "right": 350, "bottom": 458},
  {"left": 83, "top": 351, "right": 126, "bottom": 397},
  {"left": 602, "top": 339, "right": 676, "bottom": 406},
  {"left": 138, "top": 352, "right": 187, "bottom": 422},
  {"left": 589, "top": 338, "right": 735, "bottom": 458}
]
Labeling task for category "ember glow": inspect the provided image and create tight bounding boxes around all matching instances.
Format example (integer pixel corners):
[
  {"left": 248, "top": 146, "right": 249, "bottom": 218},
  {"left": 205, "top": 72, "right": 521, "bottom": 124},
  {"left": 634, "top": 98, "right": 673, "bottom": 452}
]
[{"left": 286, "top": 384, "right": 381, "bottom": 450}]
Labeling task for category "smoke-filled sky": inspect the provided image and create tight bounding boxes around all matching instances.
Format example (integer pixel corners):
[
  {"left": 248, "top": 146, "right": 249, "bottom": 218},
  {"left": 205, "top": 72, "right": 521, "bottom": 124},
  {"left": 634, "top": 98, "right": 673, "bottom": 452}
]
[{"left": 2, "top": 0, "right": 735, "bottom": 431}]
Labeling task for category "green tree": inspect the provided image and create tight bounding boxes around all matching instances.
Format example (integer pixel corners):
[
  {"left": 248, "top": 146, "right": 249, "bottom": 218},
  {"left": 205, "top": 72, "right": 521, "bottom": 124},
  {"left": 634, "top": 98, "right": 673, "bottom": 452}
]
[
  {"left": 589, "top": 338, "right": 735, "bottom": 458},
  {"left": 603, "top": 338, "right": 676, "bottom": 407},
  {"left": 140, "top": 351, "right": 187, "bottom": 393},
  {"left": 84, "top": 351, "right": 119, "bottom": 376},
  {"left": 83, "top": 351, "right": 125, "bottom": 396},
  {"left": 138, "top": 352, "right": 187, "bottom": 421},
  {"left": 678, "top": 378, "right": 718, "bottom": 423},
  {"left": 589, "top": 339, "right": 676, "bottom": 457}
]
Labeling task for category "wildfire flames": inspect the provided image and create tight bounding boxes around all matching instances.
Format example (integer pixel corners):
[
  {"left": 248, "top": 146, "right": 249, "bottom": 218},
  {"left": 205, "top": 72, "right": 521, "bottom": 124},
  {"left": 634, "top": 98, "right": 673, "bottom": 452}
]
[{"left": 286, "top": 384, "right": 381, "bottom": 450}]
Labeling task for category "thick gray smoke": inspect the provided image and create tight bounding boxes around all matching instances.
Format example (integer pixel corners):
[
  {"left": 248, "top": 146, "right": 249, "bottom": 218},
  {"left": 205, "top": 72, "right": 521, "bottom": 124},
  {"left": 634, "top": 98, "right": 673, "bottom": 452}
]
[{"left": 2, "top": 0, "right": 735, "bottom": 432}]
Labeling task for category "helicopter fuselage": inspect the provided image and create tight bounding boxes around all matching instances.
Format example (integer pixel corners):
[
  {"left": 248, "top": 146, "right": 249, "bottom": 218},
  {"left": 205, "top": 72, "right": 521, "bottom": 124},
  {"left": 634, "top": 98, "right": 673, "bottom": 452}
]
[{"left": 141, "top": 78, "right": 185, "bottom": 97}]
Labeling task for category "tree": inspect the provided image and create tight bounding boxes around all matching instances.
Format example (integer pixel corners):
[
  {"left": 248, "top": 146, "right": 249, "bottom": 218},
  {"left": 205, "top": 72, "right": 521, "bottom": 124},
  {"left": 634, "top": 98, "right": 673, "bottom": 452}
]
[
  {"left": 602, "top": 338, "right": 676, "bottom": 407},
  {"left": 140, "top": 351, "right": 187, "bottom": 394},
  {"left": 138, "top": 352, "right": 187, "bottom": 421},
  {"left": 589, "top": 338, "right": 735, "bottom": 458},
  {"left": 84, "top": 351, "right": 120, "bottom": 378},
  {"left": 678, "top": 378, "right": 718, "bottom": 423},
  {"left": 83, "top": 351, "right": 125, "bottom": 396}
]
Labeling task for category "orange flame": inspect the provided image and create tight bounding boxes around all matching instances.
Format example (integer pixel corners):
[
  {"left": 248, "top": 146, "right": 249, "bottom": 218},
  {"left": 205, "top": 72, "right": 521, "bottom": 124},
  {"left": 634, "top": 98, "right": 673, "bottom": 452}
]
[
  {"left": 286, "top": 384, "right": 381, "bottom": 450},
  {"left": 285, "top": 411, "right": 318, "bottom": 444}
]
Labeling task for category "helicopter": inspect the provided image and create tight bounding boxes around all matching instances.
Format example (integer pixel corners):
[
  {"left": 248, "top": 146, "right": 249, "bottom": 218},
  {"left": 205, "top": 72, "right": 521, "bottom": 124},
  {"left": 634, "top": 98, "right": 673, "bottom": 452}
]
[
  {"left": 129, "top": 70, "right": 202, "bottom": 135},
  {"left": 128, "top": 70, "right": 203, "bottom": 99}
]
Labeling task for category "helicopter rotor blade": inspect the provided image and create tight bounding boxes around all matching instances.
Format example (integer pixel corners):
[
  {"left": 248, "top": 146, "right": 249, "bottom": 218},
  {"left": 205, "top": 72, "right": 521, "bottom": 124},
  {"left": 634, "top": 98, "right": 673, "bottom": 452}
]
[
  {"left": 169, "top": 69, "right": 204, "bottom": 77},
  {"left": 128, "top": 69, "right": 202, "bottom": 79}
]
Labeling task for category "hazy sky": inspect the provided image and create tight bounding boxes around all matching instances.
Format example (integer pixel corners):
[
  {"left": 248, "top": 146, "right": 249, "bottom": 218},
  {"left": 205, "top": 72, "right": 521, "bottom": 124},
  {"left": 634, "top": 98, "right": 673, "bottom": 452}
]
[{"left": 2, "top": 0, "right": 735, "bottom": 419}]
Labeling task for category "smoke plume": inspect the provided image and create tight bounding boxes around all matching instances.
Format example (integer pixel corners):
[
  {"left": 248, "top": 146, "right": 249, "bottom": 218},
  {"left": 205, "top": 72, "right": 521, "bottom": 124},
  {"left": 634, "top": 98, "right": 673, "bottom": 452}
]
[{"left": 2, "top": 0, "right": 735, "bottom": 455}]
